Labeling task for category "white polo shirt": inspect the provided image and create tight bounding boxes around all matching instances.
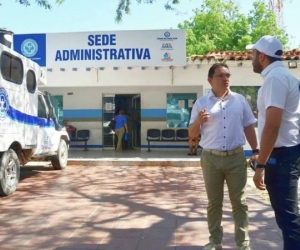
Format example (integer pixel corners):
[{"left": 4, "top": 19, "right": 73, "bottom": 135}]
[
  {"left": 258, "top": 61, "right": 300, "bottom": 147},
  {"left": 190, "top": 90, "right": 256, "bottom": 151}
]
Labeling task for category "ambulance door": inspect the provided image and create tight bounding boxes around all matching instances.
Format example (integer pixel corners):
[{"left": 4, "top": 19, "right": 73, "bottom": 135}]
[
  {"left": 24, "top": 69, "right": 38, "bottom": 146},
  {"left": 34, "top": 94, "right": 50, "bottom": 155},
  {"left": 0, "top": 50, "right": 25, "bottom": 148}
]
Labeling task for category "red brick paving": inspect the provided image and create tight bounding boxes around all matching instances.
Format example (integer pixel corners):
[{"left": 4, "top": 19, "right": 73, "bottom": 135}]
[{"left": 0, "top": 161, "right": 283, "bottom": 250}]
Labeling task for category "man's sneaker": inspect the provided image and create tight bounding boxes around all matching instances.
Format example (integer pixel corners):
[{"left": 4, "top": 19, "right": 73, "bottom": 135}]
[
  {"left": 237, "top": 246, "right": 251, "bottom": 250},
  {"left": 203, "top": 242, "right": 223, "bottom": 250}
]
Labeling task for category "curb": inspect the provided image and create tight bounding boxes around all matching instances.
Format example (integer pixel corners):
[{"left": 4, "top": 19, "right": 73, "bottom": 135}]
[{"left": 67, "top": 159, "right": 201, "bottom": 167}]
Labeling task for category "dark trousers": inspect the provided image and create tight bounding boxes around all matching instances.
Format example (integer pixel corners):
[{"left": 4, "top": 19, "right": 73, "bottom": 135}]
[{"left": 265, "top": 144, "right": 300, "bottom": 250}]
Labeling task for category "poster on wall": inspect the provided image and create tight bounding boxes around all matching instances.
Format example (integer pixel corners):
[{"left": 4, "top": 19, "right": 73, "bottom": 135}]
[
  {"left": 188, "top": 99, "right": 194, "bottom": 108},
  {"left": 13, "top": 30, "right": 186, "bottom": 68},
  {"left": 178, "top": 100, "right": 185, "bottom": 108},
  {"left": 105, "top": 103, "right": 113, "bottom": 111}
]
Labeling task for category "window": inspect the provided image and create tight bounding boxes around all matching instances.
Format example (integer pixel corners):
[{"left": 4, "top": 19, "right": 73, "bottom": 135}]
[
  {"left": 49, "top": 95, "right": 64, "bottom": 125},
  {"left": 0, "top": 52, "right": 23, "bottom": 84},
  {"left": 38, "top": 95, "right": 47, "bottom": 118},
  {"left": 166, "top": 93, "right": 197, "bottom": 128},
  {"left": 26, "top": 70, "right": 37, "bottom": 93},
  {"left": 231, "top": 86, "right": 259, "bottom": 127},
  {"left": 230, "top": 86, "right": 259, "bottom": 111}
]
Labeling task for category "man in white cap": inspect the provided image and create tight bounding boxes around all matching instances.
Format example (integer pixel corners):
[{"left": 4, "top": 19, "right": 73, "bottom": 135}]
[{"left": 247, "top": 35, "right": 300, "bottom": 249}]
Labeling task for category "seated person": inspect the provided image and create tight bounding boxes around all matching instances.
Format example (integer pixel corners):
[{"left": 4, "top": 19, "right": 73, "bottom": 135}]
[{"left": 62, "top": 119, "right": 77, "bottom": 139}]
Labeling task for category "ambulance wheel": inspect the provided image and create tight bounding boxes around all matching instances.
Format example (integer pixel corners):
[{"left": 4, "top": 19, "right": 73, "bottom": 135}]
[
  {"left": 51, "top": 139, "right": 68, "bottom": 170},
  {"left": 0, "top": 149, "right": 20, "bottom": 196}
]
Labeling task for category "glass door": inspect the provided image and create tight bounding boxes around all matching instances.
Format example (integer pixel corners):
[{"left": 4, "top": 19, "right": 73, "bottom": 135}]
[
  {"left": 132, "top": 95, "right": 141, "bottom": 149},
  {"left": 102, "top": 95, "right": 116, "bottom": 149}
]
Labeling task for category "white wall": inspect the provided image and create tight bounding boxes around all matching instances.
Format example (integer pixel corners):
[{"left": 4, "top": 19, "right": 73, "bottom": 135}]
[
  {"left": 41, "top": 85, "right": 202, "bottom": 148},
  {"left": 45, "top": 60, "right": 300, "bottom": 89},
  {"left": 41, "top": 60, "right": 300, "bottom": 150}
]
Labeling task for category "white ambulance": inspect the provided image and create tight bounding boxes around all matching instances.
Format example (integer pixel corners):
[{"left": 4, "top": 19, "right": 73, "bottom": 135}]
[{"left": 0, "top": 29, "right": 69, "bottom": 196}]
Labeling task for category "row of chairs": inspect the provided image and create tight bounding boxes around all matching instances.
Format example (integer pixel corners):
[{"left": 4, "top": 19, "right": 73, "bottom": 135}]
[
  {"left": 69, "top": 129, "right": 90, "bottom": 151},
  {"left": 147, "top": 128, "right": 189, "bottom": 141},
  {"left": 146, "top": 129, "right": 193, "bottom": 152}
]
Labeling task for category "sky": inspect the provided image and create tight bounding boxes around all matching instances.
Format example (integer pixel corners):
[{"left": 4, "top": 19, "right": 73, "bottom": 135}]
[{"left": 0, "top": 0, "right": 299, "bottom": 49}]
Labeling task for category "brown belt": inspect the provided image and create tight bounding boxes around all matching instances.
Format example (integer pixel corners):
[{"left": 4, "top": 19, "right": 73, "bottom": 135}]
[{"left": 203, "top": 147, "right": 243, "bottom": 156}]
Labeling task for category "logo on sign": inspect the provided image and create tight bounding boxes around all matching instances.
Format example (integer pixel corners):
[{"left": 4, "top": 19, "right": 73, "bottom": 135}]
[
  {"left": 164, "top": 31, "right": 171, "bottom": 38},
  {"left": 21, "top": 39, "right": 38, "bottom": 57},
  {"left": 0, "top": 88, "right": 9, "bottom": 119},
  {"left": 161, "top": 43, "right": 173, "bottom": 50},
  {"left": 157, "top": 31, "right": 178, "bottom": 41},
  {"left": 161, "top": 52, "right": 173, "bottom": 62}
]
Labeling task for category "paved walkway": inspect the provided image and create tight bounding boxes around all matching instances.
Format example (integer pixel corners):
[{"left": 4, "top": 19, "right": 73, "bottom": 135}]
[{"left": 0, "top": 150, "right": 283, "bottom": 250}]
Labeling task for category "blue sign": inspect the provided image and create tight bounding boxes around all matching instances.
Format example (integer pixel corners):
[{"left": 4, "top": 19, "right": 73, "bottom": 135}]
[
  {"left": 13, "top": 30, "right": 186, "bottom": 67},
  {"left": 13, "top": 34, "right": 46, "bottom": 67}
]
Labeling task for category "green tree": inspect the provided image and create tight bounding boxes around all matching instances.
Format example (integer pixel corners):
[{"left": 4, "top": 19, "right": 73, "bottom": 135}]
[
  {"left": 115, "top": 0, "right": 180, "bottom": 22},
  {"left": 10, "top": 0, "right": 181, "bottom": 21},
  {"left": 114, "top": 0, "right": 293, "bottom": 24},
  {"left": 248, "top": 1, "right": 288, "bottom": 46},
  {"left": 8, "top": 0, "right": 293, "bottom": 49},
  {"left": 11, "top": 0, "right": 64, "bottom": 9},
  {"left": 9, "top": 0, "right": 180, "bottom": 16},
  {"left": 179, "top": 0, "right": 288, "bottom": 56},
  {"left": 180, "top": 0, "right": 250, "bottom": 55}
]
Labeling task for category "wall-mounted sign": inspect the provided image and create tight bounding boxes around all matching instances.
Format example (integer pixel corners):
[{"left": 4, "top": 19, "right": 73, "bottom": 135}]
[{"left": 13, "top": 30, "right": 186, "bottom": 68}]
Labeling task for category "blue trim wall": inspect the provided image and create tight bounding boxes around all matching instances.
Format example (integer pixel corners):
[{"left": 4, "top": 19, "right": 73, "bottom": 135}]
[
  {"left": 64, "top": 109, "right": 102, "bottom": 119},
  {"left": 64, "top": 108, "right": 166, "bottom": 119},
  {"left": 64, "top": 108, "right": 254, "bottom": 156},
  {"left": 141, "top": 109, "right": 166, "bottom": 118}
]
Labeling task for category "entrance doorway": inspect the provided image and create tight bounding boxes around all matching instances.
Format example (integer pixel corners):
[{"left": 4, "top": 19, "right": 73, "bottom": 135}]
[{"left": 102, "top": 94, "right": 141, "bottom": 150}]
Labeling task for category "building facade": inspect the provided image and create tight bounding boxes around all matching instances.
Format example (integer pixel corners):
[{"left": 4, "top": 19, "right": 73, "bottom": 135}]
[{"left": 12, "top": 30, "right": 300, "bottom": 152}]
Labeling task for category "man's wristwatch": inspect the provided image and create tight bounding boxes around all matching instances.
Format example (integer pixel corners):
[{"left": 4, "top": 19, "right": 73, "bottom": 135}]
[
  {"left": 256, "top": 163, "right": 266, "bottom": 169},
  {"left": 252, "top": 149, "right": 259, "bottom": 154}
]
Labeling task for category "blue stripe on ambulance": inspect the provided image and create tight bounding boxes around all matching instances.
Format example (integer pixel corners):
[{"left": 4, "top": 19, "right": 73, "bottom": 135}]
[{"left": 7, "top": 106, "right": 55, "bottom": 128}]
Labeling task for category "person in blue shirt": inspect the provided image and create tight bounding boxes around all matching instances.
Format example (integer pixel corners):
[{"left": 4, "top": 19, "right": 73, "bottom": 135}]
[{"left": 114, "top": 109, "right": 128, "bottom": 151}]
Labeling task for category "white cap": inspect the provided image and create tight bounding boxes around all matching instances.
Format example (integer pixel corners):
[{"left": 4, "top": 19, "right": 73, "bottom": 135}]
[{"left": 246, "top": 35, "right": 283, "bottom": 58}]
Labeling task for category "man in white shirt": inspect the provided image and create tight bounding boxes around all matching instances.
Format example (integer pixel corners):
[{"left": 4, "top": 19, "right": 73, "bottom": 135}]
[
  {"left": 189, "top": 63, "right": 258, "bottom": 250},
  {"left": 247, "top": 35, "right": 300, "bottom": 250}
]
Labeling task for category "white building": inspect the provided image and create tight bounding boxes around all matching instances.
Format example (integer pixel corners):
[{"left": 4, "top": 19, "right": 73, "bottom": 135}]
[{"left": 12, "top": 30, "right": 300, "bottom": 153}]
